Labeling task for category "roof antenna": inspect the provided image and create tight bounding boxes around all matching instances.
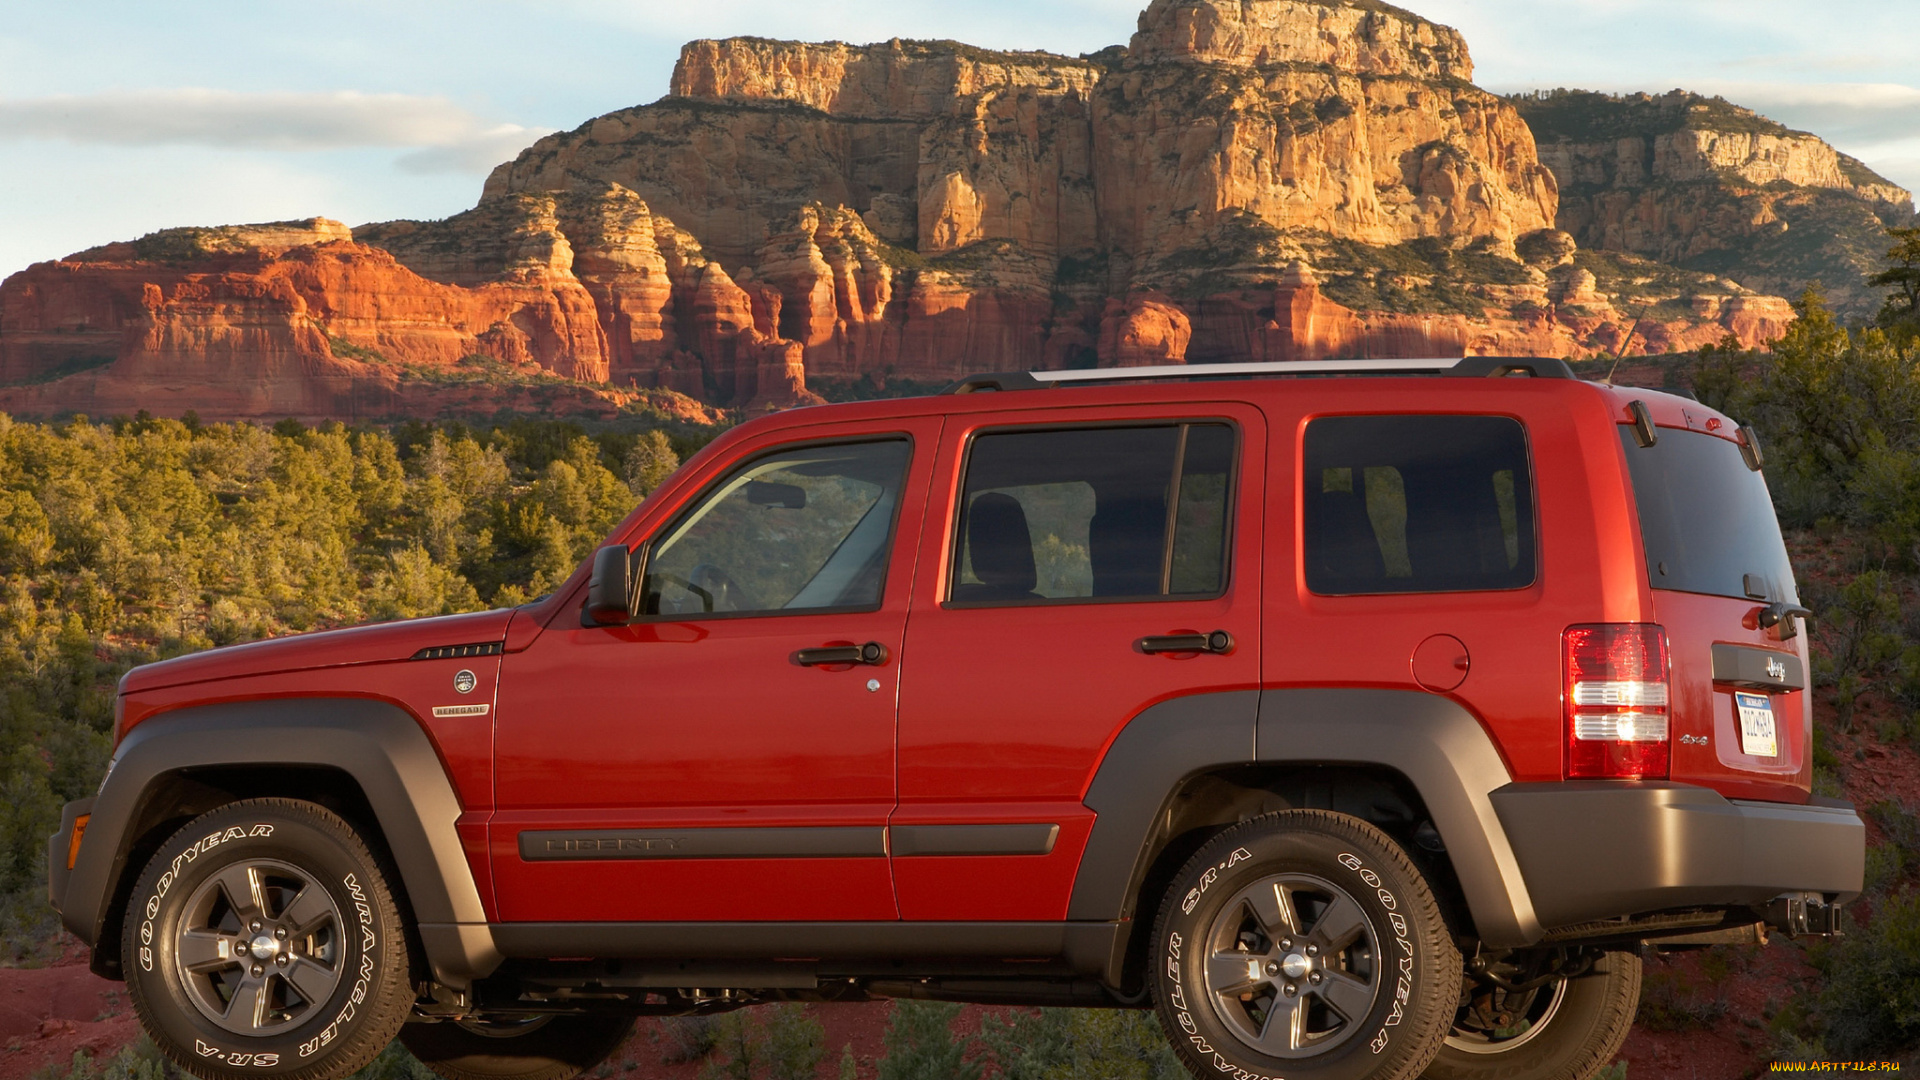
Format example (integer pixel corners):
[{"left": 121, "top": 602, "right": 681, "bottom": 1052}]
[{"left": 1602, "top": 302, "right": 1649, "bottom": 386}]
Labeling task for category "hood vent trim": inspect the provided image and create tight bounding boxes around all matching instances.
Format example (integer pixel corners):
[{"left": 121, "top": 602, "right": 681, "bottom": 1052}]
[{"left": 412, "top": 642, "right": 505, "bottom": 661}]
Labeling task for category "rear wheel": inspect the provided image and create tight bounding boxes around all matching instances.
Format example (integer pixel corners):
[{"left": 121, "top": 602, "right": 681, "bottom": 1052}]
[
  {"left": 1151, "top": 810, "right": 1460, "bottom": 1080},
  {"left": 1422, "top": 949, "right": 1640, "bottom": 1080},
  {"left": 123, "top": 799, "right": 413, "bottom": 1080},
  {"left": 399, "top": 1014, "right": 637, "bottom": 1080}
]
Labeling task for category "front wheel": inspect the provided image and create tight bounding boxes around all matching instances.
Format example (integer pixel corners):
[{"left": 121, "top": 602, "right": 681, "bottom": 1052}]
[
  {"left": 123, "top": 798, "right": 413, "bottom": 1080},
  {"left": 400, "top": 1014, "right": 636, "bottom": 1080},
  {"left": 1151, "top": 810, "right": 1460, "bottom": 1080},
  {"left": 1423, "top": 949, "right": 1640, "bottom": 1080}
]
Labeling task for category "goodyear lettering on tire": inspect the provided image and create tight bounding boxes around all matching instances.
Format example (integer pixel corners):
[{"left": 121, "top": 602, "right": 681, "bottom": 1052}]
[
  {"left": 136, "top": 825, "right": 274, "bottom": 974},
  {"left": 1337, "top": 851, "right": 1413, "bottom": 1054}
]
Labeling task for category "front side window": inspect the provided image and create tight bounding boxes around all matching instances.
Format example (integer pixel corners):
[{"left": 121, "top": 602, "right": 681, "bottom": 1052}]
[
  {"left": 949, "top": 423, "right": 1235, "bottom": 605},
  {"left": 642, "top": 439, "right": 910, "bottom": 617},
  {"left": 1304, "top": 415, "right": 1535, "bottom": 595}
]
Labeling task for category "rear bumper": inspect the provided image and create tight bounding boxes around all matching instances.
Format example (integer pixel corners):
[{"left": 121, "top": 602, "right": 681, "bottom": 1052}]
[{"left": 1491, "top": 782, "right": 1864, "bottom": 930}]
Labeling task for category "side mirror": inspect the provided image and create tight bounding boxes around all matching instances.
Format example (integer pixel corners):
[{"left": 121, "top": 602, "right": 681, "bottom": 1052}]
[{"left": 582, "top": 544, "right": 646, "bottom": 627}]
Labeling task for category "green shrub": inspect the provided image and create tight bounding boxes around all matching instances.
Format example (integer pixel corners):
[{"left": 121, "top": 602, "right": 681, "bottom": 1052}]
[
  {"left": 660, "top": 1015, "right": 722, "bottom": 1064},
  {"left": 699, "top": 1005, "right": 825, "bottom": 1080},
  {"left": 30, "top": 1038, "right": 170, "bottom": 1080},
  {"left": 1634, "top": 968, "right": 1727, "bottom": 1031},
  {"left": 876, "top": 1001, "right": 979, "bottom": 1080},
  {"left": 977, "top": 1008, "right": 1183, "bottom": 1080},
  {"left": 1817, "top": 889, "right": 1920, "bottom": 1057}
]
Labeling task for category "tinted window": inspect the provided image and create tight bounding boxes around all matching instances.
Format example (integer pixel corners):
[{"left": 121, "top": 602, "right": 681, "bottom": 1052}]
[
  {"left": 951, "top": 424, "right": 1235, "bottom": 604},
  {"left": 1620, "top": 427, "right": 1798, "bottom": 603},
  {"left": 1305, "top": 415, "right": 1535, "bottom": 595},
  {"left": 643, "top": 439, "right": 910, "bottom": 616}
]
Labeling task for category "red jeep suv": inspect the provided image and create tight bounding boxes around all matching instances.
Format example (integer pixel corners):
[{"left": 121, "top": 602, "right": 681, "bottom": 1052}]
[{"left": 48, "top": 358, "right": 1863, "bottom": 1080}]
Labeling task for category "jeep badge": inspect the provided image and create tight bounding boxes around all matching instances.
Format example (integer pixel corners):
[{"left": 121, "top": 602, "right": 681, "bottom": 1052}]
[{"left": 453, "top": 669, "right": 477, "bottom": 694}]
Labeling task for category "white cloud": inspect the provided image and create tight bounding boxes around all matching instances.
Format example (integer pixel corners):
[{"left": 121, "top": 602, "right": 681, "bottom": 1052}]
[
  {"left": 396, "top": 124, "right": 550, "bottom": 175},
  {"left": 0, "top": 89, "right": 548, "bottom": 161}
]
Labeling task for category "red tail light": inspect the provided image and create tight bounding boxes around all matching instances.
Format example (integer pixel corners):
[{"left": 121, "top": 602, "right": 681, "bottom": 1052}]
[{"left": 1564, "top": 624, "right": 1670, "bottom": 779}]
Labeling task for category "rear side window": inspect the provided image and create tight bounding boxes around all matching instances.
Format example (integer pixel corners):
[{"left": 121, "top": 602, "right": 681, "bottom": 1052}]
[
  {"left": 950, "top": 423, "right": 1235, "bottom": 605},
  {"left": 1304, "top": 415, "right": 1536, "bottom": 595},
  {"left": 1619, "top": 426, "right": 1798, "bottom": 603}
]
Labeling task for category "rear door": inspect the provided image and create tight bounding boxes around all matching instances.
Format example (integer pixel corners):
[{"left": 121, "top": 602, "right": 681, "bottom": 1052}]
[
  {"left": 1617, "top": 416, "right": 1811, "bottom": 801},
  {"left": 891, "top": 403, "right": 1265, "bottom": 920}
]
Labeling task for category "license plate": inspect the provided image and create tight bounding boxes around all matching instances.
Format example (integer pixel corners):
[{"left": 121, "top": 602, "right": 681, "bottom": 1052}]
[{"left": 1735, "top": 692, "right": 1778, "bottom": 757}]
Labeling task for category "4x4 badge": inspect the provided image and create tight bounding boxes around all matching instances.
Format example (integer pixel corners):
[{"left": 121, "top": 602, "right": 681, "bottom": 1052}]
[
  {"left": 453, "top": 669, "right": 477, "bottom": 694},
  {"left": 1767, "top": 657, "right": 1786, "bottom": 681}
]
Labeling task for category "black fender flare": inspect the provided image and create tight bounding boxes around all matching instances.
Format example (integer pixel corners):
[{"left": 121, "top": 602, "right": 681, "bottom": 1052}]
[
  {"left": 60, "top": 698, "right": 502, "bottom": 987},
  {"left": 1067, "top": 688, "right": 1542, "bottom": 950}
]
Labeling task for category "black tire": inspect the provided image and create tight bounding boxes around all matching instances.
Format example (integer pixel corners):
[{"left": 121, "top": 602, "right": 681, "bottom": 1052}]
[
  {"left": 1423, "top": 950, "right": 1640, "bottom": 1080},
  {"left": 400, "top": 1014, "right": 637, "bottom": 1080},
  {"left": 123, "top": 799, "right": 414, "bottom": 1080},
  {"left": 1151, "top": 810, "right": 1460, "bottom": 1080}
]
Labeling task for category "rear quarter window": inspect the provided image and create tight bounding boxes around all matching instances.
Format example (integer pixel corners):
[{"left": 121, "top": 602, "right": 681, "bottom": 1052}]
[
  {"left": 1619, "top": 426, "right": 1798, "bottom": 603},
  {"left": 1304, "top": 415, "right": 1536, "bottom": 595}
]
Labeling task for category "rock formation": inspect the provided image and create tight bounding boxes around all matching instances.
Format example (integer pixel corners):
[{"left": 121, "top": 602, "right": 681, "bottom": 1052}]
[
  {"left": 1516, "top": 89, "right": 1916, "bottom": 318},
  {"left": 0, "top": 1, "right": 1834, "bottom": 422}
]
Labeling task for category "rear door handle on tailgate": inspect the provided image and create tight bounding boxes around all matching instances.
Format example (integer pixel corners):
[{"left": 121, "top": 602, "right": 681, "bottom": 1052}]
[{"left": 1710, "top": 643, "right": 1805, "bottom": 691}]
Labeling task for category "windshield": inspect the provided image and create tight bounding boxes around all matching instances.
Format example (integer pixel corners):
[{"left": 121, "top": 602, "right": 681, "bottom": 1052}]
[{"left": 1619, "top": 426, "right": 1797, "bottom": 603}]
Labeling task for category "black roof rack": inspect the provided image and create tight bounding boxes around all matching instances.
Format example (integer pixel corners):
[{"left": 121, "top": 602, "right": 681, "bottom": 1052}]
[{"left": 943, "top": 356, "right": 1576, "bottom": 394}]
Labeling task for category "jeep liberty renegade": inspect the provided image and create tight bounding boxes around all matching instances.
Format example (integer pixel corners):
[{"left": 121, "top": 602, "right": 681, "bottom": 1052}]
[{"left": 49, "top": 357, "right": 1865, "bottom": 1080}]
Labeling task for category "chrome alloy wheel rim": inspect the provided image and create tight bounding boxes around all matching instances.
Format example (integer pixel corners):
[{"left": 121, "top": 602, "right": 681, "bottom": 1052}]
[
  {"left": 174, "top": 859, "right": 344, "bottom": 1036},
  {"left": 1444, "top": 978, "right": 1568, "bottom": 1054},
  {"left": 1200, "top": 872, "right": 1381, "bottom": 1059}
]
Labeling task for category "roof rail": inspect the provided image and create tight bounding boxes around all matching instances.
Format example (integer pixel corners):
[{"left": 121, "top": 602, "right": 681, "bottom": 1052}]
[{"left": 943, "top": 356, "right": 1575, "bottom": 394}]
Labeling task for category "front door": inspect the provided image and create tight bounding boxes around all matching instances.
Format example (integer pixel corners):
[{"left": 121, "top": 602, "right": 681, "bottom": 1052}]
[
  {"left": 491, "top": 421, "right": 938, "bottom": 922},
  {"left": 892, "top": 404, "right": 1265, "bottom": 920}
]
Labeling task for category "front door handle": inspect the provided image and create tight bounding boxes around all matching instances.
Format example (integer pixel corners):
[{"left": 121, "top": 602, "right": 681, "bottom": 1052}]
[
  {"left": 794, "top": 641, "right": 889, "bottom": 667},
  {"left": 1137, "top": 630, "right": 1235, "bottom": 655}
]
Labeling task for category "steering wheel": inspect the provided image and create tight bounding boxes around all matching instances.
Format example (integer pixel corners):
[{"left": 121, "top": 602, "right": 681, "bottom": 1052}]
[
  {"left": 689, "top": 563, "right": 760, "bottom": 613},
  {"left": 646, "top": 571, "right": 713, "bottom": 614}
]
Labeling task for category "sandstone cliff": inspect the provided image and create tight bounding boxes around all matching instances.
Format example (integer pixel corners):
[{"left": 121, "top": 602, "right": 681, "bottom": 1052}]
[
  {"left": 0, "top": 1, "right": 1814, "bottom": 422},
  {"left": 1517, "top": 89, "right": 1916, "bottom": 318}
]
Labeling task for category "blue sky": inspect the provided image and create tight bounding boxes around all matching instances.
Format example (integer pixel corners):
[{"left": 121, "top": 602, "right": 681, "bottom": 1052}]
[{"left": 2, "top": 0, "right": 1916, "bottom": 280}]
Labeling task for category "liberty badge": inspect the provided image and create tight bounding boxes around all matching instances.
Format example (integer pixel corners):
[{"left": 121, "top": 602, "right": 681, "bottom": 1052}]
[{"left": 453, "top": 669, "right": 477, "bottom": 694}]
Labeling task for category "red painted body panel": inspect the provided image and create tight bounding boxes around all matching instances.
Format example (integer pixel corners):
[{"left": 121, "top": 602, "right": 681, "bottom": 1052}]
[
  {"left": 118, "top": 608, "right": 515, "bottom": 703},
  {"left": 1260, "top": 379, "right": 1649, "bottom": 783},
  {"left": 487, "top": 416, "right": 944, "bottom": 922},
  {"left": 1655, "top": 590, "right": 1812, "bottom": 801},
  {"left": 890, "top": 400, "right": 1266, "bottom": 920}
]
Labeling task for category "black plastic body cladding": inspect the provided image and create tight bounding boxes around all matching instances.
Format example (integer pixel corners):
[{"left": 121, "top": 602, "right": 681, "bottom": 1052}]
[
  {"left": 1067, "top": 688, "right": 1541, "bottom": 952},
  {"left": 1255, "top": 688, "right": 1542, "bottom": 946},
  {"left": 54, "top": 699, "right": 501, "bottom": 987},
  {"left": 1066, "top": 690, "right": 1257, "bottom": 921},
  {"left": 490, "top": 922, "right": 1125, "bottom": 973},
  {"left": 1492, "top": 782, "right": 1866, "bottom": 926}
]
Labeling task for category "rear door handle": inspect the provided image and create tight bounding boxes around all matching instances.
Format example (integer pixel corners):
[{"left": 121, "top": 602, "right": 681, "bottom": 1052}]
[
  {"left": 1137, "top": 630, "right": 1235, "bottom": 655},
  {"left": 794, "top": 641, "right": 889, "bottom": 666}
]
